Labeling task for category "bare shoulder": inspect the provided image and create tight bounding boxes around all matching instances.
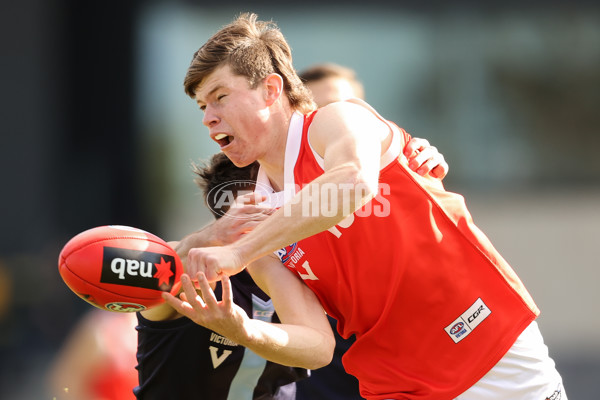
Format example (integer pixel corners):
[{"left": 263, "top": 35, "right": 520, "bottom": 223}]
[
  {"left": 312, "top": 100, "right": 373, "bottom": 124},
  {"left": 309, "top": 100, "right": 391, "bottom": 155}
]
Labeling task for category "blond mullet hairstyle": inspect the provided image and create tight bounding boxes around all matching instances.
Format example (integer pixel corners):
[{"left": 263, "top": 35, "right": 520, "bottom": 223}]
[{"left": 184, "top": 13, "right": 316, "bottom": 114}]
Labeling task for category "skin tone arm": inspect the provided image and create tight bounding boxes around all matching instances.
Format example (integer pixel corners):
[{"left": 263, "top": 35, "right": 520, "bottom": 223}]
[
  {"left": 187, "top": 101, "right": 406, "bottom": 281},
  {"left": 143, "top": 193, "right": 336, "bottom": 369},
  {"left": 141, "top": 194, "right": 272, "bottom": 321},
  {"left": 185, "top": 196, "right": 273, "bottom": 247},
  {"left": 158, "top": 137, "right": 446, "bottom": 365},
  {"left": 163, "top": 255, "right": 335, "bottom": 369},
  {"left": 146, "top": 135, "right": 443, "bottom": 319}
]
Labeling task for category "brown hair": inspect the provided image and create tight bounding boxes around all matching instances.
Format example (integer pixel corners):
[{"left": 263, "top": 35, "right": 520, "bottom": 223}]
[
  {"left": 192, "top": 153, "right": 259, "bottom": 219},
  {"left": 184, "top": 13, "right": 315, "bottom": 114},
  {"left": 299, "top": 63, "right": 365, "bottom": 100}
]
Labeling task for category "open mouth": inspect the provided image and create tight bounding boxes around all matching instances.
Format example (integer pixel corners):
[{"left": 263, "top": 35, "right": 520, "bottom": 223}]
[{"left": 214, "top": 133, "right": 233, "bottom": 148}]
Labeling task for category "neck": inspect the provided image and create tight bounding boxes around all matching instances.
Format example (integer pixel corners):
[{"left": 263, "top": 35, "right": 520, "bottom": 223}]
[
  {"left": 257, "top": 108, "right": 296, "bottom": 191},
  {"left": 259, "top": 163, "right": 284, "bottom": 192}
]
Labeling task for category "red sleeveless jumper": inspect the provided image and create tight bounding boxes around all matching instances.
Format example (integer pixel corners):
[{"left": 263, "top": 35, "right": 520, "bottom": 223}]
[{"left": 277, "top": 111, "right": 539, "bottom": 400}]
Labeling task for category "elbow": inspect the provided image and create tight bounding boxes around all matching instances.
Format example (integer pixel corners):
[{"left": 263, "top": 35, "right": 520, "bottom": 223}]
[
  {"left": 305, "top": 334, "right": 335, "bottom": 370},
  {"left": 319, "top": 340, "right": 336, "bottom": 369}
]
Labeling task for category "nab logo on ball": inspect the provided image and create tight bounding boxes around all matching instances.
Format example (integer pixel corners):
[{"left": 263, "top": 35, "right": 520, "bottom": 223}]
[{"left": 100, "top": 247, "right": 177, "bottom": 291}]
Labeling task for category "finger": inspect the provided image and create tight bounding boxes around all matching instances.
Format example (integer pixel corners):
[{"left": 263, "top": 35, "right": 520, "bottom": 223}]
[
  {"left": 430, "top": 163, "right": 449, "bottom": 179},
  {"left": 220, "top": 275, "right": 233, "bottom": 310},
  {"left": 186, "top": 249, "right": 202, "bottom": 276},
  {"left": 204, "top": 259, "right": 223, "bottom": 283},
  {"left": 228, "top": 204, "right": 274, "bottom": 219},
  {"left": 195, "top": 272, "right": 219, "bottom": 307},
  {"left": 404, "top": 137, "right": 430, "bottom": 158},
  {"left": 181, "top": 273, "right": 206, "bottom": 308},
  {"left": 163, "top": 290, "right": 206, "bottom": 324},
  {"left": 251, "top": 204, "right": 276, "bottom": 215},
  {"left": 239, "top": 209, "right": 274, "bottom": 221},
  {"left": 233, "top": 192, "right": 267, "bottom": 207},
  {"left": 408, "top": 146, "right": 435, "bottom": 172},
  {"left": 162, "top": 291, "right": 192, "bottom": 314},
  {"left": 421, "top": 149, "right": 447, "bottom": 178},
  {"left": 179, "top": 291, "right": 189, "bottom": 303},
  {"left": 416, "top": 157, "right": 449, "bottom": 178},
  {"left": 416, "top": 159, "right": 437, "bottom": 176}
]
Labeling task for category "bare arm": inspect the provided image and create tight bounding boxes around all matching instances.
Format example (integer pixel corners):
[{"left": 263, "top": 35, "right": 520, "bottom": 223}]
[
  {"left": 185, "top": 103, "right": 450, "bottom": 282},
  {"left": 178, "top": 193, "right": 272, "bottom": 250},
  {"left": 187, "top": 102, "right": 389, "bottom": 281},
  {"left": 163, "top": 255, "right": 334, "bottom": 369},
  {"left": 142, "top": 193, "right": 273, "bottom": 320}
]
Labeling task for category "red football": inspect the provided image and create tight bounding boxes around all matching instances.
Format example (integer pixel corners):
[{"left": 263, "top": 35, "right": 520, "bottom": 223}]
[{"left": 58, "top": 225, "right": 183, "bottom": 312}]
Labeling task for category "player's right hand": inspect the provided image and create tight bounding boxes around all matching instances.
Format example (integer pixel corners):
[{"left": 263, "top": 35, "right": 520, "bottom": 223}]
[{"left": 187, "top": 244, "right": 246, "bottom": 282}]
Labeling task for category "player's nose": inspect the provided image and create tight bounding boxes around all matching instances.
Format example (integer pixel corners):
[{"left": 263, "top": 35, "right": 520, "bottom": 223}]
[{"left": 202, "top": 105, "right": 220, "bottom": 128}]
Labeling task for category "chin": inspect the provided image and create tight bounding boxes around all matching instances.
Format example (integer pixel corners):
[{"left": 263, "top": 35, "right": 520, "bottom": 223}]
[{"left": 224, "top": 153, "right": 252, "bottom": 168}]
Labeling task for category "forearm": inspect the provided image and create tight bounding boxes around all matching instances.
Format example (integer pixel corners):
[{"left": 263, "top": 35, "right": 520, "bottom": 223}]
[
  {"left": 175, "top": 223, "right": 220, "bottom": 253},
  {"left": 163, "top": 268, "right": 335, "bottom": 369},
  {"left": 233, "top": 257, "right": 335, "bottom": 369},
  {"left": 234, "top": 319, "right": 334, "bottom": 369},
  {"left": 172, "top": 222, "right": 228, "bottom": 269},
  {"left": 235, "top": 163, "right": 377, "bottom": 265}
]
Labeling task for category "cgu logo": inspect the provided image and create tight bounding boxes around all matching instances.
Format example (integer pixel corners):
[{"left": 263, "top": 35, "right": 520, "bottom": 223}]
[
  {"left": 100, "top": 246, "right": 177, "bottom": 291},
  {"left": 468, "top": 305, "right": 485, "bottom": 323}
]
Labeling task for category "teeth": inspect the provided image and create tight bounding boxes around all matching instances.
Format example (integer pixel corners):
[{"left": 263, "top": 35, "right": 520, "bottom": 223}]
[{"left": 215, "top": 133, "right": 228, "bottom": 140}]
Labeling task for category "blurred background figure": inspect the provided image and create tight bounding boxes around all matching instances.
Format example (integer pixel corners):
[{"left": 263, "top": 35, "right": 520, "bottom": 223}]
[
  {"left": 299, "top": 63, "right": 365, "bottom": 107},
  {"left": 47, "top": 310, "right": 138, "bottom": 400}
]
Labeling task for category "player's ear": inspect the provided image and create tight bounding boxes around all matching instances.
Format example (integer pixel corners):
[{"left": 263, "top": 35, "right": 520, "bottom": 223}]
[{"left": 263, "top": 73, "right": 283, "bottom": 106}]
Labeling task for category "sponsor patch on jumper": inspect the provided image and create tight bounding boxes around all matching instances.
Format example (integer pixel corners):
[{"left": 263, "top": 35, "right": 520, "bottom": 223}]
[
  {"left": 444, "top": 298, "right": 491, "bottom": 343},
  {"left": 275, "top": 243, "right": 306, "bottom": 270}
]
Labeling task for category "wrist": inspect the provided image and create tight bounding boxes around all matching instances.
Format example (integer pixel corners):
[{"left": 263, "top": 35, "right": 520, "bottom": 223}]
[
  {"left": 230, "top": 239, "right": 253, "bottom": 269},
  {"left": 201, "top": 222, "right": 223, "bottom": 246}
]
